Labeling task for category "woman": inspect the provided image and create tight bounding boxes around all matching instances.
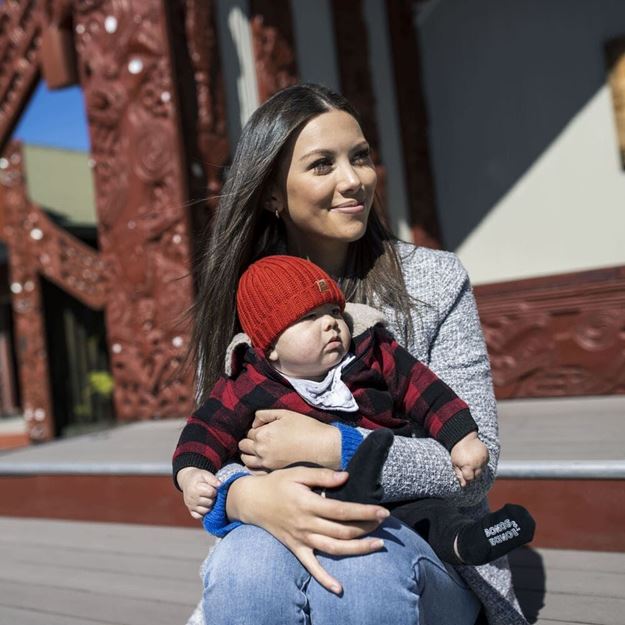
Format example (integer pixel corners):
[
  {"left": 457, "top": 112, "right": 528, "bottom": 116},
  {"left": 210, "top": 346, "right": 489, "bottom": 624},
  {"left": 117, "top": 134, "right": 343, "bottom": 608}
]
[{"left": 185, "top": 83, "right": 527, "bottom": 625}]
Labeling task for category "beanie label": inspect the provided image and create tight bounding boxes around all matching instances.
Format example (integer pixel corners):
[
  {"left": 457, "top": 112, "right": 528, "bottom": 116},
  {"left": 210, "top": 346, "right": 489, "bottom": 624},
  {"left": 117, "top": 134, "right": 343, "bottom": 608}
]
[{"left": 316, "top": 279, "right": 329, "bottom": 293}]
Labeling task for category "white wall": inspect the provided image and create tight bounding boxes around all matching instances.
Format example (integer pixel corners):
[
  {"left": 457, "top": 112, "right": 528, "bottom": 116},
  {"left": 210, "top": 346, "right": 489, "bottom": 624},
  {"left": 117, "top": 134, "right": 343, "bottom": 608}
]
[
  {"left": 457, "top": 86, "right": 625, "bottom": 281},
  {"left": 417, "top": 0, "right": 625, "bottom": 284}
]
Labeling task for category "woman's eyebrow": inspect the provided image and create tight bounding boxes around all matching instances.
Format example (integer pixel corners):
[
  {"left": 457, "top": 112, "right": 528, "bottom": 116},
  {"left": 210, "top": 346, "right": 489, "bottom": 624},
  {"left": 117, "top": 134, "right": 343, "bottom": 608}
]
[
  {"left": 299, "top": 142, "right": 370, "bottom": 162},
  {"left": 299, "top": 148, "right": 333, "bottom": 162}
]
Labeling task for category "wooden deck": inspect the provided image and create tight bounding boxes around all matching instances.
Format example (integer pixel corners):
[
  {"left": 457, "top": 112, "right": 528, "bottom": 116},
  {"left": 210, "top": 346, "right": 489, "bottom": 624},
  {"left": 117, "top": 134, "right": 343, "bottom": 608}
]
[
  {"left": 0, "top": 396, "right": 624, "bottom": 622},
  {"left": 0, "top": 517, "right": 210, "bottom": 625},
  {"left": 0, "top": 517, "right": 623, "bottom": 625}
]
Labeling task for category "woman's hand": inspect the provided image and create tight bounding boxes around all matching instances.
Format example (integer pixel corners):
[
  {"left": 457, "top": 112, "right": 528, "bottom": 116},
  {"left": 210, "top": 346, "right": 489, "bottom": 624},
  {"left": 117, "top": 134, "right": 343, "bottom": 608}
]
[
  {"left": 226, "top": 466, "right": 389, "bottom": 594},
  {"left": 238, "top": 409, "right": 342, "bottom": 471}
]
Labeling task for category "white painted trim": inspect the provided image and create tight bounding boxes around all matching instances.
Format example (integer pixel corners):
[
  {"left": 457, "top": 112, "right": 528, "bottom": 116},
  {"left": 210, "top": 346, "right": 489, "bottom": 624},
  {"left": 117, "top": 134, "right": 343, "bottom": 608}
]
[
  {"left": 497, "top": 460, "right": 625, "bottom": 480},
  {"left": 216, "top": 0, "right": 260, "bottom": 145},
  {"left": 3, "top": 459, "right": 625, "bottom": 479}
]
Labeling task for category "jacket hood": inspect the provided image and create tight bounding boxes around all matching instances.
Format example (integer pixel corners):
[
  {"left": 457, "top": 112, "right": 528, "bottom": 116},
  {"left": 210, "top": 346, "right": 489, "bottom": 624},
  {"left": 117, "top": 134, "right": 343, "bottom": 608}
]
[{"left": 224, "top": 302, "right": 387, "bottom": 377}]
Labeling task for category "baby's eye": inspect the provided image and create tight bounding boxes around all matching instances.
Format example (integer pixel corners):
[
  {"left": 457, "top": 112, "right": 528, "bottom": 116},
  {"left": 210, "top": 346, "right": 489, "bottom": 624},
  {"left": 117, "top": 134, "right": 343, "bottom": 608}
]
[
  {"left": 303, "top": 312, "right": 318, "bottom": 320},
  {"left": 331, "top": 306, "right": 342, "bottom": 316}
]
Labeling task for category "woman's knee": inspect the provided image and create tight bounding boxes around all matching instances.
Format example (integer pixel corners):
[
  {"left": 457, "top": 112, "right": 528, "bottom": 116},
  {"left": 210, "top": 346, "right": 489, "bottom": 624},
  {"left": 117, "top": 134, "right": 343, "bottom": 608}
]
[
  {"left": 202, "top": 525, "right": 311, "bottom": 624},
  {"left": 310, "top": 518, "right": 475, "bottom": 625},
  {"left": 205, "top": 525, "right": 306, "bottom": 588}
]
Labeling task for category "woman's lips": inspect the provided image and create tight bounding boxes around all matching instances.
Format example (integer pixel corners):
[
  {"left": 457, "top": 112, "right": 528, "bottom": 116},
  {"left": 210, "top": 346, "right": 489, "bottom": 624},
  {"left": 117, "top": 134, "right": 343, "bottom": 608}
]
[{"left": 331, "top": 203, "right": 365, "bottom": 214}]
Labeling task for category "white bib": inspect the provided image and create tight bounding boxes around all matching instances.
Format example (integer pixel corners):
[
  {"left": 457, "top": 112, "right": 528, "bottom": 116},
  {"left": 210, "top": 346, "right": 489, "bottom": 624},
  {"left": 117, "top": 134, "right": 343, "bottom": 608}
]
[{"left": 281, "top": 354, "right": 359, "bottom": 412}]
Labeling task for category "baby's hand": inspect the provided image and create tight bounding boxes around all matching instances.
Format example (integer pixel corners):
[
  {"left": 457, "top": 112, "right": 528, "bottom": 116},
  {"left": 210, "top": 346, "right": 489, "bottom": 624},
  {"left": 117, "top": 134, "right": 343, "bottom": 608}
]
[
  {"left": 450, "top": 432, "right": 489, "bottom": 487},
  {"left": 177, "top": 467, "right": 221, "bottom": 519}
]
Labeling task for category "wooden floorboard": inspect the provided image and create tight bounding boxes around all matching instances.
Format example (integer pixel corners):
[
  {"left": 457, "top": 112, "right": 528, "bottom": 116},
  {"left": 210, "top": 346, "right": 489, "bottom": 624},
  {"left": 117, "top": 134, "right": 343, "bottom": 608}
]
[
  {"left": 0, "top": 604, "right": 120, "bottom": 625},
  {"left": 0, "top": 517, "right": 209, "bottom": 557},
  {"left": 1, "top": 518, "right": 624, "bottom": 625},
  {"left": 497, "top": 396, "right": 625, "bottom": 462},
  {"left": 508, "top": 547, "right": 625, "bottom": 625},
  {"left": 0, "top": 518, "right": 208, "bottom": 625},
  {"left": 0, "top": 579, "right": 198, "bottom": 625}
]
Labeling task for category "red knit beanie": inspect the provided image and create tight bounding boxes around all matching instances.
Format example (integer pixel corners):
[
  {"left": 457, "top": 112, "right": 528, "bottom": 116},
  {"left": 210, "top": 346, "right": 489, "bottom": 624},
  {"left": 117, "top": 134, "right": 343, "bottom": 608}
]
[{"left": 236, "top": 255, "right": 345, "bottom": 352}]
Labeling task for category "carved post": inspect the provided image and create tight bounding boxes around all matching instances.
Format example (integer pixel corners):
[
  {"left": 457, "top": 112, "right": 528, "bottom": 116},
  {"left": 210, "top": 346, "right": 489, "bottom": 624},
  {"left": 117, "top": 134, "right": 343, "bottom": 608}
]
[
  {"left": 0, "top": 141, "right": 110, "bottom": 439},
  {"left": 175, "top": 0, "right": 230, "bottom": 222},
  {"left": 0, "top": 1, "right": 42, "bottom": 153},
  {"left": 0, "top": 145, "right": 55, "bottom": 441},
  {"left": 73, "top": 1, "right": 195, "bottom": 420},
  {"left": 330, "top": 0, "right": 387, "bottom": 212},
  {"left": 386, "top": 0, "right": 441, "bottom": 248},
  {"left": 40, "top": 0, "right": 79, "bottom": 89},
  {"left": 249, "top": 0, "right": 298, "bottom": 102}
]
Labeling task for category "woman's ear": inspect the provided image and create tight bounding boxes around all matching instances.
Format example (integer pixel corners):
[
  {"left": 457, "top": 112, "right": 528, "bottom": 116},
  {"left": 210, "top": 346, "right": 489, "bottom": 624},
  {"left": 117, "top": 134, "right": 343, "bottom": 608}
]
[{"left": 262, "top": 183, "right": 284, "bottom": 218}]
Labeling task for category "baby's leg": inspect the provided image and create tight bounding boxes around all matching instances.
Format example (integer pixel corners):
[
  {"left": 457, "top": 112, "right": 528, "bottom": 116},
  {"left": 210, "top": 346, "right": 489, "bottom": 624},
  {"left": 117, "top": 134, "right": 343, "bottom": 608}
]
[
  {"left": 392, "top": 498, "right": 535, "bottom": 565},
  {"left": 326, "top": 428, "right": 393, "bottom": 504},
  {"left": 324, "top": 428, "right": 535, "bottom": 565}
]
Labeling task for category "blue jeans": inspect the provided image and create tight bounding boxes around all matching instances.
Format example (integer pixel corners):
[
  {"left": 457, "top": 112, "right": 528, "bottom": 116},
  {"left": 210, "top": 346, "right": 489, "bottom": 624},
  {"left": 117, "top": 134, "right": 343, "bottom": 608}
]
[{"left": 202, "top": 517, "right": 481, "bottom": 625}]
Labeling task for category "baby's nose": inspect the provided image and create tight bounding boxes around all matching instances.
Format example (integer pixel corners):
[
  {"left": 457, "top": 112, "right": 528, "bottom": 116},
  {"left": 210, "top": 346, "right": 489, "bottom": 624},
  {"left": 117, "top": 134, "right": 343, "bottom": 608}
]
[{"left": 322, "top": 314, "right": 338, "bottom": 327}]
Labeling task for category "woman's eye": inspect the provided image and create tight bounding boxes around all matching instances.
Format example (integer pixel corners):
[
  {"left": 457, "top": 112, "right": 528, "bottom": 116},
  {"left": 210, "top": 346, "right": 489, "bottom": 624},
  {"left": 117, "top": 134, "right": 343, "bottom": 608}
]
[
  {"left": 353, "top": 149, "right": 371, "bottom": 164},
  {"left": 310, "top": 158, "right": 332, "bottom": 173}
]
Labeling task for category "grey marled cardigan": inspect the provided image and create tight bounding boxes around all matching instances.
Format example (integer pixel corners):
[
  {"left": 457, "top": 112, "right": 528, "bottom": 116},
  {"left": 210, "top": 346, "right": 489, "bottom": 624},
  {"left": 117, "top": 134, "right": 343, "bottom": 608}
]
[
  {"left": 374, "top": 242, "right": 527, "bottom": 625},
  {"left": 186, "top": 242, "right": 527, "bottom": 625}
]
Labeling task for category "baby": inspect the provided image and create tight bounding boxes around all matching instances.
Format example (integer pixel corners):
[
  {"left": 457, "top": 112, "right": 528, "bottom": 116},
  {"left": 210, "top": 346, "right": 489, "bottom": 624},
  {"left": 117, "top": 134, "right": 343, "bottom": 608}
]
[{"left": 174, "top": 255, "right": 534, "bottom": 565}]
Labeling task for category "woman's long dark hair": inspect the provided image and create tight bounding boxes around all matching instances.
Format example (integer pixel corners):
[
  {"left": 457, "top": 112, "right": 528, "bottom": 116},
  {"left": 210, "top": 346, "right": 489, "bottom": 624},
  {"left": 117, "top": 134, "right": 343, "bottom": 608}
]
[{"left": 191, "top": 83, "right": 414, "bottom": 402}]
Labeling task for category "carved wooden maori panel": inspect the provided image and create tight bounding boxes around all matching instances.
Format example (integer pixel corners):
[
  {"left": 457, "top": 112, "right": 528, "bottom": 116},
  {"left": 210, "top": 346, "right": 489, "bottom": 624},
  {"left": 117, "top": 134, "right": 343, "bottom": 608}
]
[
  {"left": 72, "top": 0, "right": 195, "bottom": 421},
  {"left": 0, "top": 143, "right": 108, "bottom": 440},
  {"left": 250, "top": 0, "right": 298, "bottom": 102},
  {"left": 0, "top": 1, "right": 42, "bottom": 153},
  {"left": 475, "top": 267, "right": 625, "bottom": 398},
  {"left": 177, "top": 0, "right": 230, "bottom": 223},
  {"left": 0, "top": 147, "right": 52, "bottom": 440},
  {"left": 386, "top": 0, "right": 441, "bottom": 249}
]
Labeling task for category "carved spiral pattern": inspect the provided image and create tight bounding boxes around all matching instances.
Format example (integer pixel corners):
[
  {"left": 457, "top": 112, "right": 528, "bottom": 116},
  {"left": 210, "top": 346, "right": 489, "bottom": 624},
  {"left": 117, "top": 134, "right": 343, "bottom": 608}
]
[
  {"left": 75, "top": 0, "right": 195, "bottom": 422},
  {"left": 573, "top": 310, "right": 622, "bottom": 352},
  {"left": 476, "top": 272, "right": 625, "bottom": 398},
  {"left": 133, "top": 120, "right": 173, "bottom": 182}
]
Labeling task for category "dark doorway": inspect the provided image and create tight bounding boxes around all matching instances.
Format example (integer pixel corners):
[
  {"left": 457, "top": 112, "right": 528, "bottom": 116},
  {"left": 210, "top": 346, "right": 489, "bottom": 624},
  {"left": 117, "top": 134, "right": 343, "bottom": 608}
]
[{"left": 41, "top": 276, "right": 114, "bottom": 437}]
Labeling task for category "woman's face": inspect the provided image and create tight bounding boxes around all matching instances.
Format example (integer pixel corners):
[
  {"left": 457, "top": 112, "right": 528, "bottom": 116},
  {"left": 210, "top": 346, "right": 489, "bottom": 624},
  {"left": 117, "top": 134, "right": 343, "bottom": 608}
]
[{"left": 274, "top": 109, "right": 377, "bottom": 258}]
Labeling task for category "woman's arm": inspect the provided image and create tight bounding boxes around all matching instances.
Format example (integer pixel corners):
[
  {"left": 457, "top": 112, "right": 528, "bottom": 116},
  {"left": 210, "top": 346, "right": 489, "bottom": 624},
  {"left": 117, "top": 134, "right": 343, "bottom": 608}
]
[
  {"left": 236, "top": 254, "right": 498, "bottom": 507},
  {"left": 237, "top": 409, "right": 361, "bottom": 471},
  {"left": 376, "top": 253, "right": 499, "bottom": 507},
  {"left": 221, "top": 465, "right": 389, "bottom": 593}
]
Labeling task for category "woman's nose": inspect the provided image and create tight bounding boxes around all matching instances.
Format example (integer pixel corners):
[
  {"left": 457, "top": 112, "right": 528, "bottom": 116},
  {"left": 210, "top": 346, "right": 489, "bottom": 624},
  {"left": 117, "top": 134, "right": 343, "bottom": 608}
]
[{"left": 336, "top": 162, "right": 362, "bottom": 194}]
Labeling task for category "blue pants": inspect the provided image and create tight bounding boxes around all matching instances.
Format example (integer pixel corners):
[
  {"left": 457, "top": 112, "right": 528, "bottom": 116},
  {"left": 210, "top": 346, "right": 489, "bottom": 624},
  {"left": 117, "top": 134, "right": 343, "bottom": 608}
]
[{"left": 202, "top": 517, "right": 481, "bottom": 625}]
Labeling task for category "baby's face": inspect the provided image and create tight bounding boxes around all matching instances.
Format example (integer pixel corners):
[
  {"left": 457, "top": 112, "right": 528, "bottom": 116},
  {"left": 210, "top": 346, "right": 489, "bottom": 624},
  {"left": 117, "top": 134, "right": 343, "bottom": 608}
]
[{"left": 267, "top": 303, "right": 351, "bottom": 380}]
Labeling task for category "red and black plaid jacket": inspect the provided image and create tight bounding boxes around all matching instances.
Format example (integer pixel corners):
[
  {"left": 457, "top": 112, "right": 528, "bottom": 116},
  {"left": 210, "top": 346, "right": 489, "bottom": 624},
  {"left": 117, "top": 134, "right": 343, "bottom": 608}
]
[{"left": 173, "top": 324, "right": 477, "bottom": 480}]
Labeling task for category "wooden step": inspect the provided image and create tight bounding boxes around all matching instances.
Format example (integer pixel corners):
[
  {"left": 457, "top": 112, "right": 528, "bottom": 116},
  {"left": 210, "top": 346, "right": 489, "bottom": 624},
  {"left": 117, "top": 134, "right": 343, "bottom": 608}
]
[{"left": 0, "top": 397, "right": 623, "bottom": 549}]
